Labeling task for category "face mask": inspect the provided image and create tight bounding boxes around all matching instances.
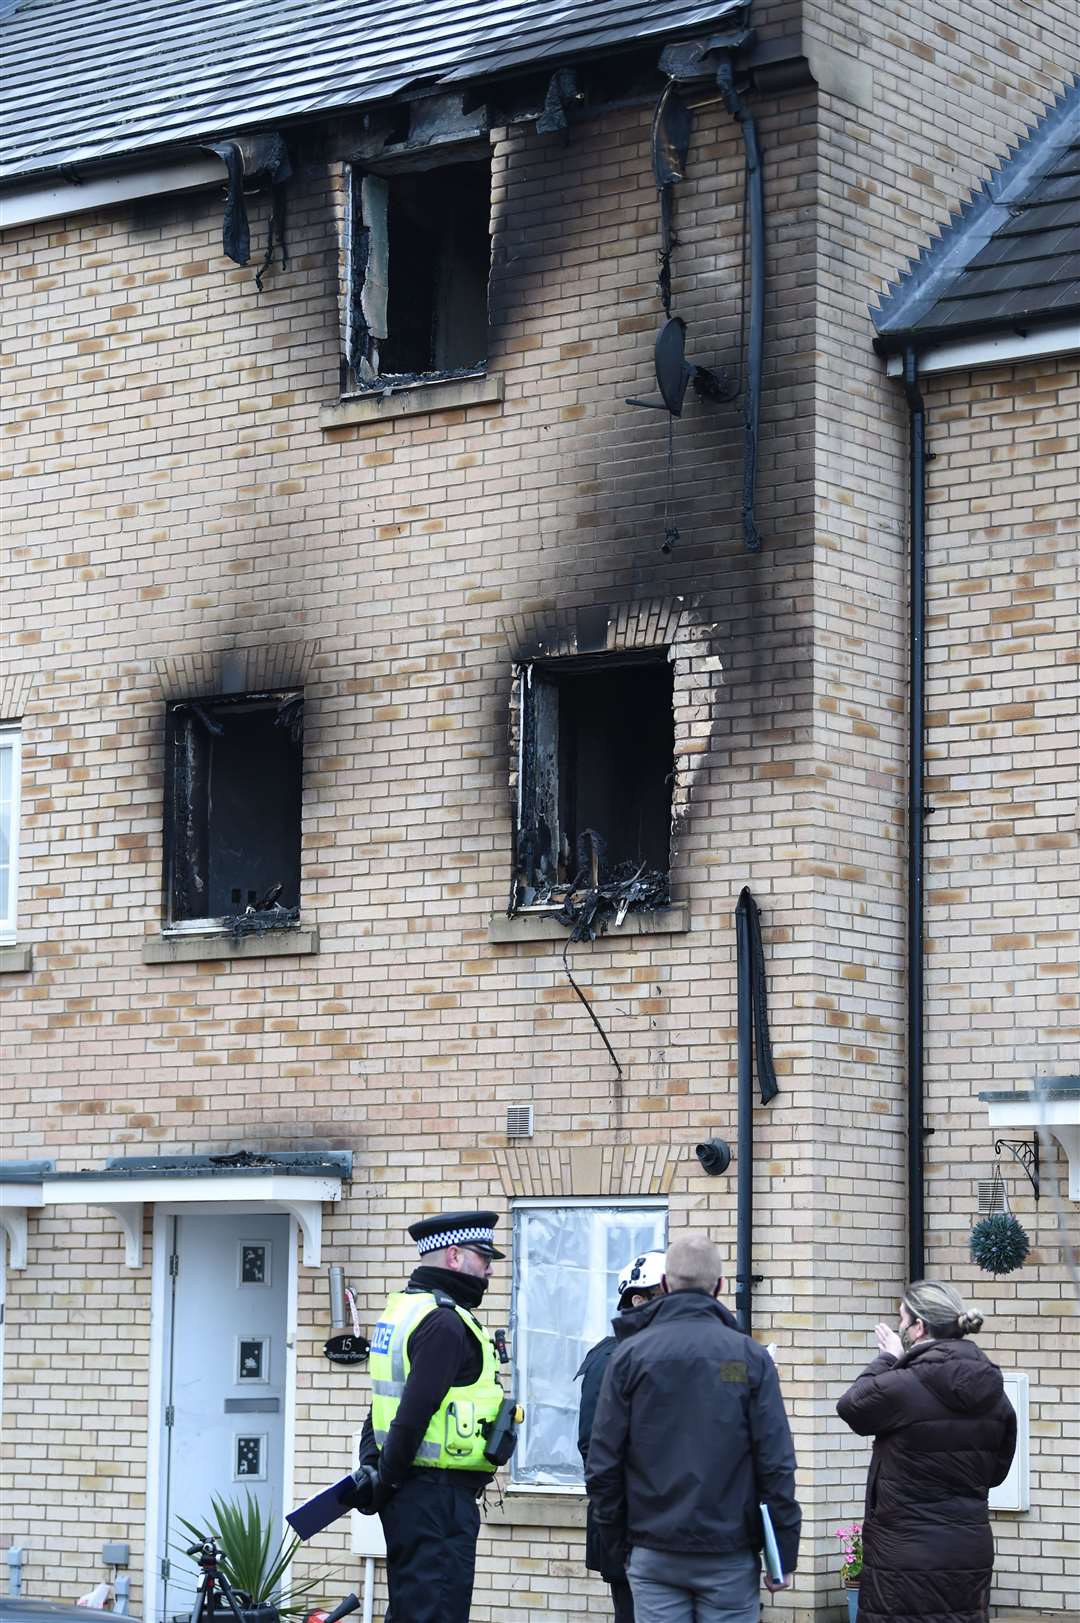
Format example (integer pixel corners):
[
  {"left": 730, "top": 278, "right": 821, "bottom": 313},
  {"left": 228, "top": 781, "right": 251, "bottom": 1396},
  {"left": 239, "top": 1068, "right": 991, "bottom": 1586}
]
[{"left": 900, "top": 1321, "right": 919, "bottom": 1351}]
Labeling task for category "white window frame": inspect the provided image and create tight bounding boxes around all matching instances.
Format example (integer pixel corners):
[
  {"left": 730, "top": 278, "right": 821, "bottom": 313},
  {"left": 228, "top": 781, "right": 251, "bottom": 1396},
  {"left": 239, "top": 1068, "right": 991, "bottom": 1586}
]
[
  {"left": 510, "top": 1196, "right": 668, "bottom": 1493},
  {"left": 0, "top": 725, "right": 21, "bottom": 942}
]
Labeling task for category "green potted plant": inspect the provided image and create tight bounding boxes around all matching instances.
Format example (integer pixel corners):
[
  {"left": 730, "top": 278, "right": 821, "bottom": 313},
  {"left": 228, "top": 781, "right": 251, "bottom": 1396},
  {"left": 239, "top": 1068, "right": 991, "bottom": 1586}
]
[
  {"left": 835, "top": 1522, "right": 863, "bottom": 1622},
  {"left": 179, "top": 1493, "right": 325, "bottom": 1623}
]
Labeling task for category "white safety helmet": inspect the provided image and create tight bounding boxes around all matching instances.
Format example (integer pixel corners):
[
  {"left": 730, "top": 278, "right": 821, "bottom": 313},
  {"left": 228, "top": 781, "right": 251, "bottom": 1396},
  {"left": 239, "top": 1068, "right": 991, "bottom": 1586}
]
[{"left": 617, "top": 1250, "right": 666, "bottom": 1302}]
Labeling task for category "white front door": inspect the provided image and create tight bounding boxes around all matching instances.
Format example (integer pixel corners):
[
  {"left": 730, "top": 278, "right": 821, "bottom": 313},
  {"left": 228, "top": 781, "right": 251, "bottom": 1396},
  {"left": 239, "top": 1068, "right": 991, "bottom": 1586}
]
[{"left": 156, "top": 1213, "right": 290, "bottom": 1622}]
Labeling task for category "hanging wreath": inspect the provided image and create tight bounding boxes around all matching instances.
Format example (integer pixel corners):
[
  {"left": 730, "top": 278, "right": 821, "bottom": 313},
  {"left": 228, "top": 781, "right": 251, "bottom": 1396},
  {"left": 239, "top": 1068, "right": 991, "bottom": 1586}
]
[{"left": 970, "top": 1212, "right": 1030, "bottom": 1275}]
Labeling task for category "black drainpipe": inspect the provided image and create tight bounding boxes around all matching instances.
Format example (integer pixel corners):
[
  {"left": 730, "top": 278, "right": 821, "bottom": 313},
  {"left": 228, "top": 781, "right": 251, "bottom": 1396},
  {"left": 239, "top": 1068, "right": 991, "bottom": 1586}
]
[
  {"left": 716, "top": 58, "right": 764, "bottom": 553},
  {"left": 735, "top": 891, "right": 755, "bottom": 1333},
  {"left": 902, "top": 346, "right": 927, "bottom": 1282},
  {"left": 734, "top": 887, "right": 777, "bottom": 1333}
]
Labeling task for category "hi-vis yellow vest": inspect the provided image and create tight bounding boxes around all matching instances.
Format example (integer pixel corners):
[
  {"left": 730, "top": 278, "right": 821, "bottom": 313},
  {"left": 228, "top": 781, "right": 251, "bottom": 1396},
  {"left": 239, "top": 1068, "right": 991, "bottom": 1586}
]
[{"left": 369, "top": 1290, "right": 504, "bottom": 1472}]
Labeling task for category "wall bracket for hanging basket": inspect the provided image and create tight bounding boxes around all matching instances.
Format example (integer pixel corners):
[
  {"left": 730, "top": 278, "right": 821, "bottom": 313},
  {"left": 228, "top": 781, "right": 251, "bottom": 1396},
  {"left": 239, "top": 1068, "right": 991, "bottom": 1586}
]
[{"left": 994, "top": 1134, "right": 1039, "bottom": 1201}]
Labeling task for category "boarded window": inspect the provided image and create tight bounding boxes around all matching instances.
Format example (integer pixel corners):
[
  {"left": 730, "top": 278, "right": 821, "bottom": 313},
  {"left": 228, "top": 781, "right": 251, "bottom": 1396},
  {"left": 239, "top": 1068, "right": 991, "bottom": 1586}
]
[
  {"left": 516, "top": 653, "right": 675, "bottom": 897},
  {"left": 347, "top": 156, "right": 490, "bottom": 384},
  {"left": 164, "top": 693, "right": 302, "bottom": 923},
  {"left": 511, "top": 1200, "right": 667, "bottom": 1487}
]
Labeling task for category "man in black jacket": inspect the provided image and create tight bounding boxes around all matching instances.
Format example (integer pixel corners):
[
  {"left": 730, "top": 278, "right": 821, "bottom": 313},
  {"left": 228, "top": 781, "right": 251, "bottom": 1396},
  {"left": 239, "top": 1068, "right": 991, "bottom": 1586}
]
[
  {"left": 577, "top": 1250, "right": 666, "bottom": 1623},
  {"left": 586, "top": 1234, "right": 800, "bottom": 1622}
]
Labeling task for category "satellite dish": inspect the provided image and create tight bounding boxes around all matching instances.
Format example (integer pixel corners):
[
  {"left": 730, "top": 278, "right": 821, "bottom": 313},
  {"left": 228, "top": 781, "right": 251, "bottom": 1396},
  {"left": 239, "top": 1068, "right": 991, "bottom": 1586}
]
[
  {"left": 626, "top": 318, "right": 727, "bottom": 416},
  {"left": 656, "top": 317, "right": 691, "bottom": 416}
]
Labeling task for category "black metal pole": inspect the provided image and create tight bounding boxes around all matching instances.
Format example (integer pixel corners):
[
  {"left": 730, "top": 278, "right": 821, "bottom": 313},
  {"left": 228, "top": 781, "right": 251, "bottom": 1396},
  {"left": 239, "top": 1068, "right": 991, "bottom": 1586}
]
[
  {"left": 735, "top": 890, "right": 754, "bottom": 1333},
  {"left": 903, "top": 346, "right": 926, "bottom": 1283}
]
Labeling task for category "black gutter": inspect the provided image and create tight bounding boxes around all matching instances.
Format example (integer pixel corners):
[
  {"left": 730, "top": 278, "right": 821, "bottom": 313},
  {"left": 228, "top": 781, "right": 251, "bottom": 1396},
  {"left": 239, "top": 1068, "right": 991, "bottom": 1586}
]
[
  {"left": 902, "top": 346, "right": 926, "bottom": 1282},
  {"left": 716, "top": 58, "right": 764, "bottom": 552},
  {"left": 735, "top": 890, "right": 755, "bottom": 1331}
]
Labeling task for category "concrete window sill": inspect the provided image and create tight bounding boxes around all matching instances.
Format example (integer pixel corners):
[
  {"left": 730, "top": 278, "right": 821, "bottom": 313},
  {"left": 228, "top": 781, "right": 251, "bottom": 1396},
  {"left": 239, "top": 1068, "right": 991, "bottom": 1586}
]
[
  {"left": 488, "top": 907, "right": 687, "bottom": 945},
  {"left": 142, "top": 926, "right": 319, "bottom": 965},
  {"left": 485, "top": 1492, "right": 587, "bottom": 1529},
  {"left": 0, "top": 943, "right": 33, "bottom": 973},
  {"left": 321, "top": 371, "right": 503, "bottom": 430}
]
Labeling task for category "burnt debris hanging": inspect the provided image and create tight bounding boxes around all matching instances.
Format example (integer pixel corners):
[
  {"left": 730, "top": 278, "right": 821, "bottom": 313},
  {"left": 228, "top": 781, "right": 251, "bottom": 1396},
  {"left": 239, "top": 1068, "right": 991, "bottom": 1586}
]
[
  {"left": 652, "top": 79, "right": 692, "bottom": 318},
  {"left": 202, "top": 132, "right": 292, "bottom": 288},
  {"left": 657, "top": 28, "right": 766, "bottom": 551},
  {"left": 536, "top": 67, "right": 584, "bottom": 136},
  {"left": 627, "top": 74, "right": 735, "bottom": 551}
]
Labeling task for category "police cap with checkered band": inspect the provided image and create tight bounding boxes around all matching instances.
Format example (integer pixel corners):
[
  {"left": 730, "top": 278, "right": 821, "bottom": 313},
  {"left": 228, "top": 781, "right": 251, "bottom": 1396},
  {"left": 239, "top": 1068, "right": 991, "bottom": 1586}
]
[{"left": 408, "top": 1209, "right": 505, "bottom": 1260}]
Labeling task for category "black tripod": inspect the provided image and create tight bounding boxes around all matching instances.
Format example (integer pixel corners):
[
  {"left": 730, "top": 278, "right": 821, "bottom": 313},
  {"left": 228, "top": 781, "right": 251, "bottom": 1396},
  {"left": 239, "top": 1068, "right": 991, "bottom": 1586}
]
[{"left": 186, "top": 1540, "right": 247, "bottom": 1623}]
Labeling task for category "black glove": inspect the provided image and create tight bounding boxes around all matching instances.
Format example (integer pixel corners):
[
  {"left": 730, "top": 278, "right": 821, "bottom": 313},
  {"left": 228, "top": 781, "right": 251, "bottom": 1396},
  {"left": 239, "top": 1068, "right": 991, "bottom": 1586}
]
[
  {"left": 349, "top": 1463, "right": 395, "bottom": 1517},
  {"left": 366, "top": 1472, "right": 395, "bottom": 1515}
]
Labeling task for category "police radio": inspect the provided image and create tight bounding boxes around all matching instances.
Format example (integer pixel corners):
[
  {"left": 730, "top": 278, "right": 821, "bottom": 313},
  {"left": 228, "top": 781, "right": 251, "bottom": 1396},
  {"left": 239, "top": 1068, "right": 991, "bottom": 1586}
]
[
  {"left": 483, "top": 1397, "right": 525, "bottom": 1466},
  {"left": 484, "top": 1326, "right": 524, "bottom": 1465}
]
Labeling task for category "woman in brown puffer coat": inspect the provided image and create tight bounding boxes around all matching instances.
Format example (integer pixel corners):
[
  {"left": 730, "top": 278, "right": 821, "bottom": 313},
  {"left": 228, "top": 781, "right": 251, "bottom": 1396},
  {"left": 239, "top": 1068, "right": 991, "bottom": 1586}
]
[{"left": 837, "top": 1280, "right": 1016, "bottom": 1623}]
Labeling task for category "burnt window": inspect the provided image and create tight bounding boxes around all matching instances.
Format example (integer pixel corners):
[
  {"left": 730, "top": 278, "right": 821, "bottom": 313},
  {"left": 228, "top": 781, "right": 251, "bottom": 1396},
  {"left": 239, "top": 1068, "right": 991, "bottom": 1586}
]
[
  {"left": 164, "top": 692, "right": 302, "bottom": 924},
  {"left": 515, "top": 653, "right": 675, "bottom": 905},
  {"left": 346, "top": 155, "right": 491, "bottom": 386}
]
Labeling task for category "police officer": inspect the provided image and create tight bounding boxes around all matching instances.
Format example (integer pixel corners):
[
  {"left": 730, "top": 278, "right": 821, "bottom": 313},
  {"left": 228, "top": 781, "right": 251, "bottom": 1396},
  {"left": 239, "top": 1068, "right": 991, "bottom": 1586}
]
[{"left": 355, "top": 1210, "right": 510, "bottom": 1623}]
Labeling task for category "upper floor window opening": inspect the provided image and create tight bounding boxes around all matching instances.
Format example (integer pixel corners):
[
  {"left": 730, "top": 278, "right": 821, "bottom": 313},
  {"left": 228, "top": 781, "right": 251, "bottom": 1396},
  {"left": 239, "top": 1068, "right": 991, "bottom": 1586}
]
[
  {"left": 164, "top": 691, "right": 302, "bottom": 929},
  {"left": 513, "top": 651, "right": 675, "bottom": 915},
  {"left": 346, "top": 151, "right": 491, "bottom": 389}
]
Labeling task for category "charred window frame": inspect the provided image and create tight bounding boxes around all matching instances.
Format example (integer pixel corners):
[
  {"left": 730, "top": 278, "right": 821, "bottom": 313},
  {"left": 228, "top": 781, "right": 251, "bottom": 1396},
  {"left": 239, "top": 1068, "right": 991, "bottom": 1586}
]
[
  {"left": 513, "top": 652, "right": 675, "bottom": 909},
  {"left": 164, "top": 691, "right": 303, "bottom": 927},
  {"left": 345, "top": 149, "right": 491, "bottom": 388}
]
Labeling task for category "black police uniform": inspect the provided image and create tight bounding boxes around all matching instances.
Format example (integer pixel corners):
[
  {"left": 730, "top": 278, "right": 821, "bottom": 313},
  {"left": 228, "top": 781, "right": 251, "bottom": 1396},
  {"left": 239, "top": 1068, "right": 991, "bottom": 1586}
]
[{"left": 358, "top": 1211, "right": 504, "bottom": 1623}]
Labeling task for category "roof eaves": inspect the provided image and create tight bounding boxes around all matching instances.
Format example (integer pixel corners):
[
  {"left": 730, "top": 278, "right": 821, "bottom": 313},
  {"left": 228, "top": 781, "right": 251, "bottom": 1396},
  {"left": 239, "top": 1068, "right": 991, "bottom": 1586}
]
[{"left": 872, "top": 75, "right": 1080, "bottom": 344}]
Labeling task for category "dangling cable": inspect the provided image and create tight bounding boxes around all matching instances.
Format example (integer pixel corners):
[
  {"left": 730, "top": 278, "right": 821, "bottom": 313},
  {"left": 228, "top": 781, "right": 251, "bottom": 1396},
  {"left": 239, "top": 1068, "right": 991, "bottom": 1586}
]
[
  {"left": 562, "top": 936, "right": 623, "bottom": 1077},
  {"left": 662, "top": 415, "right": 679, "bottom": 554}
]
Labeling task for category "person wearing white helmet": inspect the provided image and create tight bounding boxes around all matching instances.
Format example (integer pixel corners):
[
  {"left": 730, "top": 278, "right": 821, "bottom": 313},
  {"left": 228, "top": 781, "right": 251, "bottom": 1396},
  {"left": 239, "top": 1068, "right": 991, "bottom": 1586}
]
[{"left": 576, "top": 1251, "right": 666, "bottom": 1623}]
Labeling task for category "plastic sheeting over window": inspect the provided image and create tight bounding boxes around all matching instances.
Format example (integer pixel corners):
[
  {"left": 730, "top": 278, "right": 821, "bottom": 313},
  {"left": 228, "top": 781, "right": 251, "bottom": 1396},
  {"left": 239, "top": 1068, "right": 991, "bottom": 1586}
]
[{"left": 511, "top": 1202, "right": 667, "bottom": 1487}]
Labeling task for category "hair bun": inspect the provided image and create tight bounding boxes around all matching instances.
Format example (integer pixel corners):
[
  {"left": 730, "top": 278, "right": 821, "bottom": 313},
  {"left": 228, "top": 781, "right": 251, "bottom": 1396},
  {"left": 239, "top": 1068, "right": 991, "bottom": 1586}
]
[{"left": 957, "top": 1310, "right": 984, "bottom": 1336}]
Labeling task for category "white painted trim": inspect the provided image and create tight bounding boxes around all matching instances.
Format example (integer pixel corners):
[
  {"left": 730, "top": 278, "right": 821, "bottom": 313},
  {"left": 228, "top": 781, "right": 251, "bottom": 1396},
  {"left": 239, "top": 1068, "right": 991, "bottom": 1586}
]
[
  {"left": 983, "top": 1097, "right": 1080, "bottom": 1200},
  {"left": 282, "top": 1217, "right": 299, "bottom": 1572},
  {"left": 144, "top": 1210, "right": 171, "bottom": 1623},
  {"left": 39, "top": 1174, "right": 342, "bottom": 1267},
  {"left": 884, "top": 319, "right": 1080, "bottom": 376},
  {"left": 0, "top": 157, "right": 225, "bottom": 230},
  {"left": 0, "top": 1181, "right": 41, "bottom": 1269},
  {"left": 0, "top": 1208, "right": 29, "bottom": 1270},
  {"left": 509, "top": 1195, "right": 668, "bottom": 1210},
  {"left": 101, "top": 1202, "right": 145, "bottom": 1268},
  {"left": 42, "top": 1173, "right": 343, "bottom": 1205}
]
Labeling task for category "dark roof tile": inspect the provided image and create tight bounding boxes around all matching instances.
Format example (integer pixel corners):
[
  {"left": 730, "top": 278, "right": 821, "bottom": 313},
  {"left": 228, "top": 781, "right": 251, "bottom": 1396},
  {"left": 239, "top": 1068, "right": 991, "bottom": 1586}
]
[
  {"left": 0, "top": 0, "right": 747, "bottom": 184},
  {"left": 873, "top": 77, "right": 1080, "bottom": 346}
]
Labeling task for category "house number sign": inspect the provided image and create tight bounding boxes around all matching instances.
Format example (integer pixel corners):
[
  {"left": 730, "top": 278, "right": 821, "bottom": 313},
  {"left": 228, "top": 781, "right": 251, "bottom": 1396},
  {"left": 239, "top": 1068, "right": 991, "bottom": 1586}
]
[{"left": 324, "top": 1332, "right": 370, "bottom": 1365}]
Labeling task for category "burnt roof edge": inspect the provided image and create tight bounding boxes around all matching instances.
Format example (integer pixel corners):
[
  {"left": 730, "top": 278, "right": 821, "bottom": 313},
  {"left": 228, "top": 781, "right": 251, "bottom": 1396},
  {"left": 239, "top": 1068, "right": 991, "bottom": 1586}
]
[{"left": 40, "top": 1150, "right": 353, "bottom": 1183}]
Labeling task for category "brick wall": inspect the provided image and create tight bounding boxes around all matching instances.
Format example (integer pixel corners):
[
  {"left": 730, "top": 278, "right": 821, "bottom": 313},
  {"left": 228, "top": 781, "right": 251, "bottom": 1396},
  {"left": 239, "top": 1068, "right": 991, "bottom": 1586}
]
[
  {"left": 1, "top": 84, "right": 827, "bottom": 1618},
  {"left": 920, "top": 358, "right": 1080, "bottom": 1613},
  {"left": 808, "top": 0, "right": 1079, "bottom": 1607},
  {"left": 2, "top": 4, "right": 1078, "bottom": 1618}
]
